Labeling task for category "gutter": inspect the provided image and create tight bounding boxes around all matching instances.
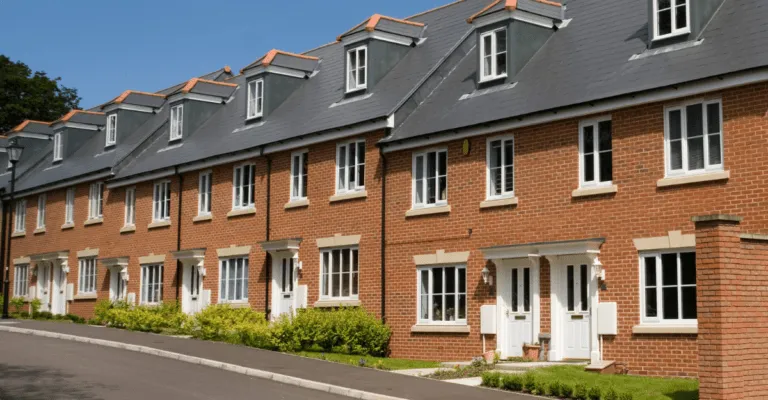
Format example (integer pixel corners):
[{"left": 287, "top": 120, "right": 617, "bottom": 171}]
[{"left": 7, "top": 170, "right": 112, "bottom": 199}]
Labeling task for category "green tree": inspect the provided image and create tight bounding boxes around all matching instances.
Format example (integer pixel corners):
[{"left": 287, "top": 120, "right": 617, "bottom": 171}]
[{"left": 0, "top": 55, "right": 81, "bottom": 133}]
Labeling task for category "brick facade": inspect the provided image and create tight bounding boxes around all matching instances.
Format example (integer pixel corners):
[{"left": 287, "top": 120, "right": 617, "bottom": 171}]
[{"left": 7, "top": 82, "right": 768, "bottom": 377}]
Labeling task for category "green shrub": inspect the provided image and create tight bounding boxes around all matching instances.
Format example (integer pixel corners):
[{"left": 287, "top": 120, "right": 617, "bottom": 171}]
[
  {"left": 481, "top": 371, "right": 502, "bottom": 388},
  {"left": 618, "top": 392, "right": 634, "bottom": 400},
  {"left": 604, "top": 387, "right": 619, "bottom": 400},
  {"left": 280, "top": 308, "right": 391, "bottom": 356},
  {"left": 30, "top": 298, "right": 41, "bottom": 316},
  {"left": 10, "top": 297, "right": 24, "bottom": 313},
  {"left": 561, "top": 383, "right": 574, "bottom": 398},
  {"left": 187, "top": 304, "right": 267, "bottom": 342},
  {"left": 548, "top": 381, "right": 563, "bottom": 397},
  {"left": 574, "top": 383, "right": 588, "bottom": 400},
  {"left": 522, "top": 373, "right": 536, "bottom": 393},
  {"left": 588, "top": 386, "right": 601, "bottom": 400},
  {"left": 36, "top": 311, "right": 53, "bottom": 320},
  {"left": 502, "top": 374, "right": 523, "bottom": 391},
  {"left": 101, "top": 302, "right": 187, "bottom": 333},
  {"left": 533, "top": 380, "right": 548, "bottom": 396},
  {"left": 18, "top": 311, "right": 30, "bottom": 319},
  {"left": 66, "top": 314, "right": 86, "bottom": 324}
]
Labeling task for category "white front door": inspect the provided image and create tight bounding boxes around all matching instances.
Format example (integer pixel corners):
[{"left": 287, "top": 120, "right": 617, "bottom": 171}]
[
  {"left": 182, "top": 264, "right": 202, "bottom": 314},
  {"left": 563, "top": 264, "right": 591, "bottom": 360},
  {"left": 271, "top": 257, "right": 294, "bottom": 318},
  {"left": 506, "top": 266, "right": 533, "bottom": 357},
  {"left": 37, "top": 264, "right": 51, "bottom": 312},
  {"left": 50, "top": 263, "right": 67, "bottom": 316},
  {"left": 110, "top": 268, "right": 126, "bottom": 302}
]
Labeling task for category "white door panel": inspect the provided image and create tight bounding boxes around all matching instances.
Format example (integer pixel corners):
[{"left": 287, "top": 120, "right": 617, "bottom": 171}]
[
  {"left": 563, "top": 264, "right": 590, "bottom": 360},
  {"left": 506, "top": 267, "right": 533, "bottom": 357}
]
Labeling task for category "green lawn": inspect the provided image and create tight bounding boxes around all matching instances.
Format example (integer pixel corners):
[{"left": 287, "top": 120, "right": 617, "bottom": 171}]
[
  {"left": 527, "top": 366, "right": 699, "bottom": 400},
  {"left": 290, "top": 351, "right": 441, "bottom": 370}
]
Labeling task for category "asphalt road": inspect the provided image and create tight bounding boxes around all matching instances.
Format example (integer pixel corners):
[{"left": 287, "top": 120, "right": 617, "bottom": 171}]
[{"left": 0, "top": 331, "right": 348, "bottom": 400}]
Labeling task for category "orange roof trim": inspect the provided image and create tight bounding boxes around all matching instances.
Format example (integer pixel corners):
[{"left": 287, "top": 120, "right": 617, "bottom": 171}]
[
  {"left": 55, "top": 110, "right": 105, "bottom": 124},
  {"left": 240, "top": 50, "right": 320, "bottom": 74},
  {"left": 338, "top": 14, "right": 425, "bottom": 41},
  {"left": 224, "top": 65, "right": 232, "bottom": 74},
  {"left": 467, "top": 0, "right": 560, "bottom": 23},
  {"left": 112, "top": 90, "right": 166, "bottom": 104},
  {"left": 180, "top": 78, "right": 238, "bottom": 93},
  {"left": 10, "top": 119, "right": 52, "bottom": 133}
]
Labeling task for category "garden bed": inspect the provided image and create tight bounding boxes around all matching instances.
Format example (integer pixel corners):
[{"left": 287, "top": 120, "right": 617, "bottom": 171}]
[{"left": 482, "top": 366, "right": 699, "bottom": 400}]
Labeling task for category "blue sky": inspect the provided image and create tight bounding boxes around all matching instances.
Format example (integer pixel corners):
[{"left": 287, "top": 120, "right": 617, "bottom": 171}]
[{"left": 1, "top": 0, "right": 448, "bottom": 109}]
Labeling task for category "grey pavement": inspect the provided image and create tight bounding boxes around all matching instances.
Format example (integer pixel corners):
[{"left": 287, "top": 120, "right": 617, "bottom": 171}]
[
  {"left": 0, "top": 331, "right": 347, "bottom": 400},
  {"left": 5, "top": 320, "right": 532, "bottom": 400}
]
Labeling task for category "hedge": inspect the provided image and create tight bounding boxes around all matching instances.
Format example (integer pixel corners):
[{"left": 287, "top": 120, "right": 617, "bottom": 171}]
[{"left": 481, "top": 371, "right": 635, "bottom": 400}]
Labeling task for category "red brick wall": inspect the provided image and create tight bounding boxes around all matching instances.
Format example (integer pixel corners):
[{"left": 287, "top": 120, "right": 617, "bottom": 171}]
[
  {"left": 696, "top": 216, "right": 768, "bottom": 400},
  {"left": 383, "top": 82, "right": 768, "bottom": 375}
]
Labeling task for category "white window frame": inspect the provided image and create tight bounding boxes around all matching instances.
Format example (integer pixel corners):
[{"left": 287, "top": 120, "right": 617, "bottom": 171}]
[
  {"left": 290, "top": 150, "right": 308, "bottom": 201},
  {"left": 36, "top": 193, "right": 46, "bottom": 230},
  {"left": 412, "top": 149, "right": 448, "bottom": 209},
  {"left": 106, "top": 113, "right": 117, "bottom": 146},
  {"left": 219, "top": 257, "right": 249, "bottom": 303},
  {"left": 336, "top": 139, "right": 366, "bottom": 194},
  {"left": 485, "top": 135, "right": 515, "bottom": 200},
  {"left": 663, "top": 98, "right": 724, "bottom": 178},
  {"left": 198, "top": 171, "right": 212, "bottom": 216},
  {"left": 152, "top": 180, "right": 171, "bottom": 222},
  {"left": 232, "top": 164, "right": 255, "bottom": 210},
  {"left": 88, "top": 182, "right": 104, "bottom": 219},
  {"left": 653, "top": 0, "right": 691, "bottom": 41},
  {"left": 53, "top": 132, "right": 63, "bottom": 162},
  {"left": 639, "top": 250, "right": 697, "bottom": 326},
  {"left": 14, "top": 199, "right": 26, "bottom": 233},
  {"left": 417, "top": 265, "right": 467, "bottom": 325},
  {"left": 170, "top": 104, "right": 183, "bottom": 141},
  {"left": 64, "top": 187, "right": 75, "bottom": 225},
  {"left": 246, "top": 79, "right": 264, "bottom": 119},
  {"left": 140, "top": 264, "right": 163, "bottom": 305},
  {"left": 346, "top": 45, "right": 368, "bottom": 93},
  {"left": 14, "top": 265, "right": 29, "bottom": 297},
  {"left": 78, "top": 257, "right": 98, "bottom": 294},
  {"left": 578, "top": 116, "right": 613, "bottom": 188},
  {"left": 479, "top": 27, "right": 508, "bottom": 82},
  {"left": 320, "top": 247, "right": 359, "bottom": 300},
  {"left": 124, "top": 187, "right": 136, "bottom": 226}
]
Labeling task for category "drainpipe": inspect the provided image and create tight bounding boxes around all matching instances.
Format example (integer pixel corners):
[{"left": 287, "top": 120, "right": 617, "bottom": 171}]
[
  {"left": 264, "top": 153, "right": 272, "bottom": 319},
  {"left": 379, "top": 138, "right": 388, "bottom": 323},
  {"left": 175, "top": 167, "right": 183, "bottom": 301},
  {"left": 0, "top": 197, "right": 7, "bottom": 295}
]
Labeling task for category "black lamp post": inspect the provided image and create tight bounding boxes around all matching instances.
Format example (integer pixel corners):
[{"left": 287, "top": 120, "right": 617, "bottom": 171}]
[{"left": 2, "top": 138, "right": 24, "bottom": 319}]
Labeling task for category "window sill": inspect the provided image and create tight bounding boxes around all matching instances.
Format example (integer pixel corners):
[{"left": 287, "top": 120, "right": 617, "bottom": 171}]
[
  {"left": 227, "top": 208, "right": 256, "bottom": 218},
  {"left": 193, "top": 214, "right": 213, "bottom": 222},
  {"left": 479, "top": 75, "right": 507, "bottom": 84},
  {"left": 329, "top": 190, "right": 367, "bottom": 203},
  {"left": 74, "top": 293, "right": 98, "bottom": 300},
  {"left": 120, "top": 225, "right": 136, "bottom": 233},
  {"left": 405, "top": 205, "right": 451, "bottom": 218},
  {"left": 410, "top": 324, "right": 471, "bottom": 334},
  {"left": 284, "top": 199, "right": 310, "bottom": 210},
  {"left": 33, "top": 228, "right": 46, "bottom": 235},
  {"left": 572, "top": 185, "right": 618, "bottom": 198},
  {"left": 632, "top": 324, "right": 697, "bottom": 335},
  {"left": 314, "top": 299, "right": 361, "bottom": 308},
  {"left": 652, "top": 29, "right": 691, "bottom": 42},
  {"left": 220, "top": 301, "right": 250, "bottom": 308},
  {"left": 657, "top": 171, "right": 729, "bottom": 188},
  {"left": 480, "top": 196, "right": 518, "bottom": 209},
  {"left": 84, "top": 218, "right": 104, "bottom": 226},
  {"left": 61, "top": 223, "right": 75, "bottom": 230},
  {"left": 148, "top": 220, "right": 171, "bottom": 229},
  {"left": 11, "top": 231, "right": 25, "bottom": 238}
]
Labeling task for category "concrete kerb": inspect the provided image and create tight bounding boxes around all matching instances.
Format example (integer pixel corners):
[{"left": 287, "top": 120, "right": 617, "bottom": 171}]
[{"left": 0, "top": 325, "right": 406, "bottom": 400}]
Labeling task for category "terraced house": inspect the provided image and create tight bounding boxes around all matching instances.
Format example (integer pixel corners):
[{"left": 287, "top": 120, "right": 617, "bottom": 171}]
[{"left": 4, "top": 0, "right": 768, "bottom": 380}]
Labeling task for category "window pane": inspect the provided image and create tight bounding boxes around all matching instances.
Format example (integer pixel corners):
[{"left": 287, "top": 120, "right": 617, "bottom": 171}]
[
  {"left": 490, "top": 140, "right": 501, "bottom": 169},
  {"left": 341, "top": 251, "right": 350, "bottom": 297},
  {"left": 670, "top": 141, "right": 683, "bottom": 170},
  {"left": 495, "top": 30, "right": 507, "bottom": 76},
  {"left": 357, "top": 142, "right": 365, "bottom": 187},
  {"left": 708, "top": 134, "right": 722, "bottom": 166},
  {"left": 332, "top": 250, "right": 340, "bottom": 297},
  {"left": 669, "top": 110, "right": 682, "bottom": 140},
  {"left": 598, "top": 121, "right": 612, "bottom": 151},
  {"left": 511, "top": 268, "right": 518, "bottom": 312},
  {"left": 680, "top": 252, "right": 696, "bottom": 285},
  {"left": 687, "top": 137, "right": 704, "bottom": 170},
  {"left": 338, "top": 146, "right": 346, "bottom": 189},
  {"left": 584, "top": 154, "right": 595, "bottom": 182},
  {"left": 706, "top": 103, "right": 721, "bottom": 134},
  {"left": 646, "top": 288, "right": 658, "bottom": 318},
  {"left": 681, "top": 286, "right": 697, "bottom": 319},
  {"left": 504, "top": 164, "right": 514, "bottom": 193},
  {"left": 676, "top": 4, "right": 687, "bottom": 29},
  {"left": 567, "top": 265, "right": 574, "bottom": 312},
  {"left": 458, "top": 294, "right": 466, "bottom": 320},
  {"left": 599, "top": 152, "right": 612, "bottom": 182},
  {"left": 351, "top": 249, "right": 358, "bottom": 296},
  {"left": 482, "top": 35, "right": 492, "bottom": 76},
  {"left": 426, "top": 153, "right": 436, "bottom": 204},
  {"left": 662, "top": 287, "right": 679, "bottom": 319},
  {"left": 580, "top": 265, "right": 589, "bottom": 312},
  {"left": 433, "top": 268, "right": 443, "bottom": 295},
  {"left": 658, "top": 9, "right": 672, "bottom": 35},
  {"left": 582, "top": 125, "right": 594, "bottom": 154},
  {"left": 687, "top": 104, "right": 703, "bottom": 138},
  {"left": 644, "top": 257, "right": 657, "bottom": 287},
  {"left": 661, "top": 253, "right": 678, "bottom": 285},
  {"left": 420, "top": 270, "right": 429, "bottom": 320},
  {"left": 523, "top": 268, "right": 530, "bottom": 312},
  {"left": 432, "top": 293, "right": 443, "bottom": 321},
  {"left": 322, "top": 252, "right": 329, "bottom": 296}
]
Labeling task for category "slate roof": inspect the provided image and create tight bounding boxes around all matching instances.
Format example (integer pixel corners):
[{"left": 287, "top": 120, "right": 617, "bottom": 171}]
[
  {"left": 112, "top": 0, "right": 487, "bottom": 181},
  {"left": 384, "top": 0, "right": 768, "bottom": 143}
]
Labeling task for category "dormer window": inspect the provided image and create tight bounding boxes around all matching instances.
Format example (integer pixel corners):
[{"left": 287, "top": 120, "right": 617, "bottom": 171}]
[
  {"left": 654, "top": 0, "right": 690, "bottom": 40},
  {"left": 247, "top": 79, "right": 264, "bottom": 119},
  {"left": 346, "top": 46, "right": 368, "bottom": 93},
  {"left": 53, "top": 132, "right": 63, "bottom": 162},
  {"left": 106, "top": 114, "right": 117, "bottom": 146},
  {"left": 170, "top": 104, "right": 183, "bottom": 141},
  {"left": 479, "top": 27, "right": 507, "bottom": 82}
]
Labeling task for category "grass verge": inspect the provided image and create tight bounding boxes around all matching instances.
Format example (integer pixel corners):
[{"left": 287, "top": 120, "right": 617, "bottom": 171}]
[{"left": 291, "top": 350, "right": 440, "bottom": 371}]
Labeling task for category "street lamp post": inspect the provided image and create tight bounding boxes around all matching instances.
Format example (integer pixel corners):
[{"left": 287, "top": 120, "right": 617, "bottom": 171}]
[{"left": 2, "top": 138, "right": 24, "bottom": 319}]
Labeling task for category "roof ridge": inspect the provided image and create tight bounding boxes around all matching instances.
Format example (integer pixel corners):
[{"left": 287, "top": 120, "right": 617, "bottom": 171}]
[
  {"left": 112, "top": 90, "right": 167, "bottom": 105},
  {"left": 10, "top": 120, "right": 52, "bottom": 133},
  {"left": 54, "top": 109, "right": 104, "bottom": 124},
  {"left": 180, "top": 77, "right": 238, "bottom": 94}
]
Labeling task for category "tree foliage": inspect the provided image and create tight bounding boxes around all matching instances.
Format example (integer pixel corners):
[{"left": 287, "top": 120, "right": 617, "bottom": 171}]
[{"left": 0, "top": 54, "right": 81, "bottom": 133}]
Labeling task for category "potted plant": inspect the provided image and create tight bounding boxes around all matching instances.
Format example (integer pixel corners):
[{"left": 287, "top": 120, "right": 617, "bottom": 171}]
[{"left": 522, "top": 342, "right": 541, "bottom": 361}]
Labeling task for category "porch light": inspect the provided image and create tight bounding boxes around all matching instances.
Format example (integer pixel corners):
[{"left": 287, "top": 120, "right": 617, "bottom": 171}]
[{"left": 481, "top": 266, "right": 493, "bottom": 286}]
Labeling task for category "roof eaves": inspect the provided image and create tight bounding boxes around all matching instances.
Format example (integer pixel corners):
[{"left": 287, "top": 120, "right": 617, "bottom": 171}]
[
  {"left": 7, "top": 119, "right": 51, "bottom": 134},
  {"left": 53, "top": 110, "right": 105, "bottom": 124}
]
